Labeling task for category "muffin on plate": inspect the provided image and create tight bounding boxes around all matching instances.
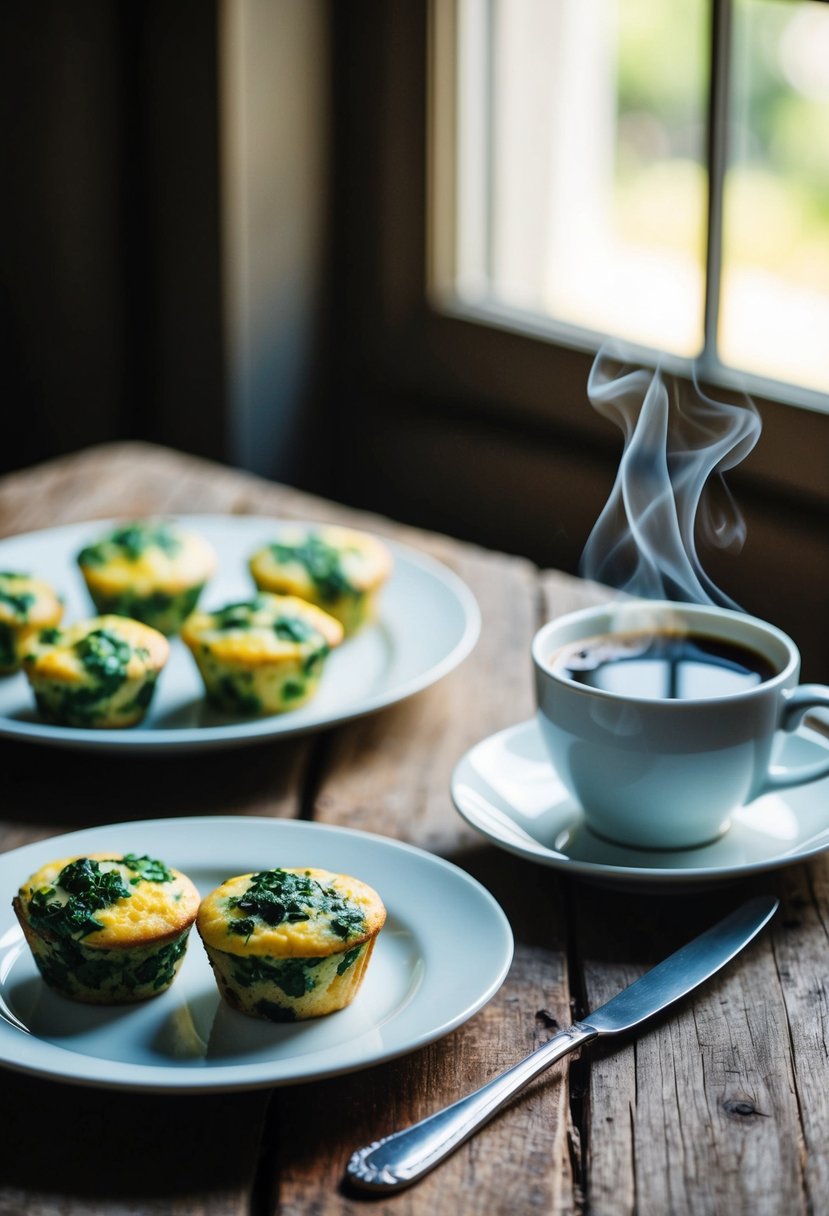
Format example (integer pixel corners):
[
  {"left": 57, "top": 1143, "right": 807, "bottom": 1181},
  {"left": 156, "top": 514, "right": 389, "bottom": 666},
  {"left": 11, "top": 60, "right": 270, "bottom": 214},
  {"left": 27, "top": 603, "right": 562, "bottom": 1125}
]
[
  {"left": 248, "top": 524, "right": 392, "bottom": 635},
  {"left": 22, "top": 615, "right": 169, "bottom": 728},
  {"left": 180, "top": 593, "right": 343, "bottom": 715},
  {"left": 0, "top": 571, "right": 64, "bottom": 674},
  {"left": 197, "top": 866, "right": 386, "bottom": 1022},
  {"left": 13, "top": 852, "right": 200, "bottom": 1004},
  {"left": 76, "top": 519, "right": 216, "bottom": 635}
]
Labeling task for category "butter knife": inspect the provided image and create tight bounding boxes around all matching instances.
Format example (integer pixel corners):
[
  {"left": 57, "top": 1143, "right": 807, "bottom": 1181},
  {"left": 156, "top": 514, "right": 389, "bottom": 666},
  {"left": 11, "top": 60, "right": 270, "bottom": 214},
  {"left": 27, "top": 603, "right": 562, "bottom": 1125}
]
[{"left": 347, "top": 894, "right": 778, "bottom": 1193}]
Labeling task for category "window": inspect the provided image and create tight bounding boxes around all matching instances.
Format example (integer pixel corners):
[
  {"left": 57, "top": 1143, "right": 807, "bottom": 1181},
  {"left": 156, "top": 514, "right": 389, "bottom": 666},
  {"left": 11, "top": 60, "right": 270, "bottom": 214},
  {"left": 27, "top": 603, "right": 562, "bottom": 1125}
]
[
  {"left": 431, "top": 0, "right": 829, "bottom": 405},
  {"left": 328, "top": 1, "right": 828, "bottom": 677}
]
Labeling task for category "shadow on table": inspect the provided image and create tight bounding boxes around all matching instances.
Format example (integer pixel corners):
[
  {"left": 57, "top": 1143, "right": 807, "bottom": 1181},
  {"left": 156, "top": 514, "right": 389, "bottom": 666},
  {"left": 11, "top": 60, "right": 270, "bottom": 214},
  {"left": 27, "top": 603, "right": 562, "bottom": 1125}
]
[
  {"left": 0, "top": 734, "right": 314, "bottom": 832},
  {"left": 444, "top": 837, "right": 790, "bottom": 967},
  {"left": 0, "top": 1070, "right": 267, "bottom": 1203}
]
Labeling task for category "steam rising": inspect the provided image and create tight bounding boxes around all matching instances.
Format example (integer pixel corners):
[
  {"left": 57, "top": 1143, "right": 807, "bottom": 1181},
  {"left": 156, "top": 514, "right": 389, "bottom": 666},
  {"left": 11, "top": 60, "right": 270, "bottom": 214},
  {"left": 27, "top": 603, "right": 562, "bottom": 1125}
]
[{"left": 579, "top": 348, "right": 761, "bottom": 609}]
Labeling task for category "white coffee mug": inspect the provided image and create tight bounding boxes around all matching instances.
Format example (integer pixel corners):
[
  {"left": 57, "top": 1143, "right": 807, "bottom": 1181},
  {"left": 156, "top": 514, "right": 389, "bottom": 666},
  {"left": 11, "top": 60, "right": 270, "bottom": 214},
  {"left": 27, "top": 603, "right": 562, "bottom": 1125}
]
[{"left": 532, "top": 600, "right": 829, "bottom": 849}]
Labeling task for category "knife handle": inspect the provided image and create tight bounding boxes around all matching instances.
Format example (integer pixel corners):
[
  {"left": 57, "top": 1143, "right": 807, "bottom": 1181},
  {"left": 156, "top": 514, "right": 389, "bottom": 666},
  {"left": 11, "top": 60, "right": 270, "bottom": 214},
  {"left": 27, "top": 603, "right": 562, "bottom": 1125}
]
[{"left": 346, "top": 1022, "right": 597, "bottom": 1193}]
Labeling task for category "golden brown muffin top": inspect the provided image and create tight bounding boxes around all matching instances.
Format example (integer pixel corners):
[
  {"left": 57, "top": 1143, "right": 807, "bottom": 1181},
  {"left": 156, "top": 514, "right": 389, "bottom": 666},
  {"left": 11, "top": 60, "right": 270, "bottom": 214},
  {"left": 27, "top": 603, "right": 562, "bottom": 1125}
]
[
  {"left": 197, "top": 866, "right": 386, "bottom": 957},
  {"left": 0, "top": 572, "right": 63, "bottom": 629},
  {"left": 23, "top": 615, "right": 169, "bottom": 682},
  {"left": 181, "top": 594, "right": 343, "bottom": 665},
  {"left": 77, "top": 520, "right": 216, "bottom": 594},
  {"left": 15, "top": 852, "right": 200, "bottom": 949}
]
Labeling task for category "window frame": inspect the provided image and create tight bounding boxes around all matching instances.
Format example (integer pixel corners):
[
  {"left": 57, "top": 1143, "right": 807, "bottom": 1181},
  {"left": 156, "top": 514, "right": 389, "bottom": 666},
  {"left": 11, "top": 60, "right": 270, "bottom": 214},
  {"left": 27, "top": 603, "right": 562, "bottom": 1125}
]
[
  {"left": 331, "top": 0, "right": 828, "bottom": 514},
  {"left": 431, "top": 0, "right": 829, "bottom": 419}
]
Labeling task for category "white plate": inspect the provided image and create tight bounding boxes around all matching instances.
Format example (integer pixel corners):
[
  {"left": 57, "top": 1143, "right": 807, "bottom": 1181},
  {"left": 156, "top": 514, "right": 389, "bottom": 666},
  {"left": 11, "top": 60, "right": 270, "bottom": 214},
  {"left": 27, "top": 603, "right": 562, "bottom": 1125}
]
[
  {"left": 452, "top": 718, "right": 829, "bottom": 888},
  {"left": 0, "top": 515, "right": 480, "bottom": 751},
  {"left": 0, "top": 817, "right": 513, "bottom": 1091}
]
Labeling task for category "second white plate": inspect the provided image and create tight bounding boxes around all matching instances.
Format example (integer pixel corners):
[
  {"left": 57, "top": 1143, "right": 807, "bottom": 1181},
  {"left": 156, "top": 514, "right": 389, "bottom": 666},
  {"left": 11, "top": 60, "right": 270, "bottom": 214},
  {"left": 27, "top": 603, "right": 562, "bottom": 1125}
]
[
  {"left": 0, "top": 817, "right": 513, "bottom": 1091},
  {"left": 0, "top": 515, "right": 480, "bottom": 751}
]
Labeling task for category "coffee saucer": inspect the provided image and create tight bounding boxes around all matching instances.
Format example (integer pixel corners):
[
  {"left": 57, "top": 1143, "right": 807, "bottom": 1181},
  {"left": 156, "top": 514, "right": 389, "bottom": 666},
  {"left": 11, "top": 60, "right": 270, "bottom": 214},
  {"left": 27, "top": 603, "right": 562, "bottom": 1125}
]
[{"left": 451, "top": 718, "right": 829, "bottom": 889}]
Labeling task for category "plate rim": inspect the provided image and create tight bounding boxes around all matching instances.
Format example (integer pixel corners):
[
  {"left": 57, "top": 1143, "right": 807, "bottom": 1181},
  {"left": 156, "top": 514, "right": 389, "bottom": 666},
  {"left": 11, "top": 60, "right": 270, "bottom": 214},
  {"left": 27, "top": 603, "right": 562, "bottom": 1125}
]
[
  {"left": 0, "top": 514, "right": 481, "bottom": 752},
  {"left": 0, "top": 816, "right": 514, "bottom": 1092},
  {"left": 452, "top": 717, "right": 829, "bottom": 886}
]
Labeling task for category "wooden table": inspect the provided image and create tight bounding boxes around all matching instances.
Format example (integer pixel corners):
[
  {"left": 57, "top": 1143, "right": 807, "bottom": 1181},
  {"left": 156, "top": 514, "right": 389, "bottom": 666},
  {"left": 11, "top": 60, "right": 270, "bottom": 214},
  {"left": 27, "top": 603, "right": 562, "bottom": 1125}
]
[{"left": 0, "top": 442, "right": 826, "bottom": 1216}]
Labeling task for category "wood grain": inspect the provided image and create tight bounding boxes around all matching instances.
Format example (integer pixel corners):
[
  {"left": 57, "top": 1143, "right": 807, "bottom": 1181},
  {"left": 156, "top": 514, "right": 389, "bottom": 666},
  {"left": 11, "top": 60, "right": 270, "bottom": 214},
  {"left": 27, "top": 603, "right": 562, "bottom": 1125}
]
[
  {"left": 569, "top": 876, "right": 823, "bottom": 1216},
  {"left": 0, "top": 443, "right": 825, "bottom": 1216},
  {"left": 272, "top": 538, "right": 575, "bottom": 1214}
]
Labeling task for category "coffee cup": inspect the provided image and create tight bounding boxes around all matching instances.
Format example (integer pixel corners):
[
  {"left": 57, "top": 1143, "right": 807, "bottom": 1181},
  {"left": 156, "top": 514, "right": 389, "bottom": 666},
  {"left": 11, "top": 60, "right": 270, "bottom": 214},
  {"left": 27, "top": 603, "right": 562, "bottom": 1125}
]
[{"left": 532, "top": 600, "right": 829, "bottom": 849}]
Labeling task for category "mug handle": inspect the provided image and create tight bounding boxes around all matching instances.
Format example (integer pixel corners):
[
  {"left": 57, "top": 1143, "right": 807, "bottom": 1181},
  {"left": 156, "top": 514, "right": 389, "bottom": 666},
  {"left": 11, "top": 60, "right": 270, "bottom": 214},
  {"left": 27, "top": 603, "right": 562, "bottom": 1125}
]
[{"left": 760, "top": 685, "right": 829, "bottom": 793}]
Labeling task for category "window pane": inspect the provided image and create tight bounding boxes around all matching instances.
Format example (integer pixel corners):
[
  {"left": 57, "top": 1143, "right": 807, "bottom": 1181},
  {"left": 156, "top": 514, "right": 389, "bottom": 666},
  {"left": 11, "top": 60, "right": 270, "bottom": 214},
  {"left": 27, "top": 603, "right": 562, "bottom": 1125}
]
[
  {"left": 454, "top": 0, "right": 709, "bottom": 357},
  {"left": 720, "top": 0, "right": 829, "bottom": 394}
]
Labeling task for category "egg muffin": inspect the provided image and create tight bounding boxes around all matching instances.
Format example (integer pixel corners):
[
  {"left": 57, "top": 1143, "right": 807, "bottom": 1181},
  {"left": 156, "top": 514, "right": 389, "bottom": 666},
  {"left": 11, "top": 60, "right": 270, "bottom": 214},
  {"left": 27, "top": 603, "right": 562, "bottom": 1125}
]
[
  {"left": 22, "top": 615, "right": 168, "bottom": 728},
  {"left": 248, "top": 524, "right": 392, "bottom": 635},
  {"left": 180, "top": 593, "right": 343, "bottom": 715},
  {"left": 13, "top": 852, "right": 200, "bottom": 1004},
  {"left": 76, "top": 519, "right": 216, "bottom": 635},
  {"left": 0, "top": 571, "right": 64, "bottom": 674},
  {"left": 197, "top": 866, "right": 386, "bottom": 1022}
]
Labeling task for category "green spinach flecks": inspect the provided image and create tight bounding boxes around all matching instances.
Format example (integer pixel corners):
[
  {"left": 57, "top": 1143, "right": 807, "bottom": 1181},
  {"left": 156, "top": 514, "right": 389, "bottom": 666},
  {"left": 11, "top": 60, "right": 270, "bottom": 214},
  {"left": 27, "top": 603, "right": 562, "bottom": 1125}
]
[
  {"left": 52, "top": 627, "right": 136, "bottom": 719},
  {"left": 210, "top": 676, "right": 262, "bottom": 715},
  {"left": 336, "top": 944, "right": 364, "bottom": 975},
  {"left": 0, "top": 623, "right": 15, "bottom": 669},
  {"left": 302, "top": 647, "right": 329, "bottom": 676},
  {"left": 226, "top": 868, "right": 366, "bottom": 940},
  {"left": 269, "top": 535, "right": 357, "bottom": 603},
  {"left": 33, "top": 931, "right": 188, "bottom": 997},
  {"left": 0, "top": 579, "right": 36, "bottom": 620},
  {"left": 231, "top": 954, "right": 324, "bottom": 997},
  {"left": 78, "top": 521, "right": 182, "bottom": 566},
  {"left": 213, "top": 599, "right": 262, "bottom": 629},
  {"left": 273, "top": 615, "right": 316, "bottom": 643},
  {"left": 120, "top": 854, "right": 174, "bottom": 884},
  {"left": 27, "top": 854, "right": 175, "bottom": 942},
  {"left": 253, "top": 998, "right": 296, "bottom": 1022},
  {"left": 76, "top": 628, "right": 132, "bottom": 679},
  {"left": 28, "top": 858, "right": 132, "bottom": 941}
]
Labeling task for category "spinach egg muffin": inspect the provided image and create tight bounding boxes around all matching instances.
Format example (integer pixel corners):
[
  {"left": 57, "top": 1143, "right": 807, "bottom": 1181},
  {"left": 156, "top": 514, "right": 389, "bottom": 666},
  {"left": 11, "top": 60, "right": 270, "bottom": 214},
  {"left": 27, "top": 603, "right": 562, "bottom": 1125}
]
[
  {"left": 13, "top": 852, "right": 200, "bottom": 1004},
  {"left": 248, "top": 524, "right": 393, "bottom": 635},
  {"left": 76, "top": 519, "right": 216, "bottom": 635},
  {"left": 197, "top": 866, "right": 386, "bottom": 1022},
  {"left": 22, "top": 615, "right": 168, "bottom": 728},
  {"left": 180, "top": 593, "right": 343, "bottom": 715},
  {"left": 0, "top": 571, "right": 64, "bottom": 674}
]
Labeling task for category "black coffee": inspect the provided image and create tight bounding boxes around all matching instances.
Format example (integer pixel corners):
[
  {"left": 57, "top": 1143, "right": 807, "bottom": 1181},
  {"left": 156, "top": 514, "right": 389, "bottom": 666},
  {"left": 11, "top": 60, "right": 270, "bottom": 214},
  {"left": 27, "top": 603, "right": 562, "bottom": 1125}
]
[{"left": 554, "top": 629, "right": 777, "bottom": 700}]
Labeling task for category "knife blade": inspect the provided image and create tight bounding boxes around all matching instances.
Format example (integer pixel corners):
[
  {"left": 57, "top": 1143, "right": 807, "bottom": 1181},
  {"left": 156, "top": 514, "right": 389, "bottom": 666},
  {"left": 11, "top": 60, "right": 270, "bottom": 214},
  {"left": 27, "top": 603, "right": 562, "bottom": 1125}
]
[{"left": 347, "top": 894, "right": 778, "bottom": 1193}]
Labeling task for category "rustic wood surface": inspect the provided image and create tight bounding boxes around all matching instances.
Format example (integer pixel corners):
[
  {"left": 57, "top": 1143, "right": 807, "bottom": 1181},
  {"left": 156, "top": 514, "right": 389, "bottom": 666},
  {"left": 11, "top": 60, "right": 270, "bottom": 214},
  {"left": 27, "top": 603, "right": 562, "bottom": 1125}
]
[{"left": 0, "top": 442, "right": 826, "bottom": 1216}]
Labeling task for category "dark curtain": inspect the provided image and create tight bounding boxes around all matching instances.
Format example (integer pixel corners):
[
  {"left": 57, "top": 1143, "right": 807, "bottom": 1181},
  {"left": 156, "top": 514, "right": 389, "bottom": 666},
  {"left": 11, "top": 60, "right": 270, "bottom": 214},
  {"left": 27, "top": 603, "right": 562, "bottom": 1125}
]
[{"left": 0, "top": 0, "right": 226, "bottom": 475}]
